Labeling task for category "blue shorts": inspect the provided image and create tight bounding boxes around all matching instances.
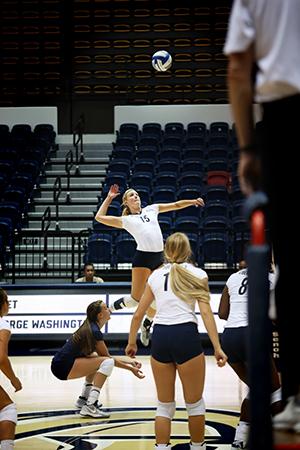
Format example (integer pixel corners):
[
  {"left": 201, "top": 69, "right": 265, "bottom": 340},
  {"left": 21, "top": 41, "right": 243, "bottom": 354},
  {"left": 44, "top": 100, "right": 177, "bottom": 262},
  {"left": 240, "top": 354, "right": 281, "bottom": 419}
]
[
  {"left": 221, "top": 327, "right": 247, "bottom": 364},
  {"left": 132, "top": 250, "right": 164, "bottom": 271},
  {"left": 51, "top": 356, "right": 75, "bottom": 380},
  {"left": 151, "top": 322, "right": 203, "bottom": 364}
]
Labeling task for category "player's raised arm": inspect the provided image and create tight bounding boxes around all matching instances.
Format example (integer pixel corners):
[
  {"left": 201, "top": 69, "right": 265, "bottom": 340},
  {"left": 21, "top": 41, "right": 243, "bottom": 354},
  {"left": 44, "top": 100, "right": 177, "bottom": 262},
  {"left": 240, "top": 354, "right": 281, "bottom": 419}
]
[
  {"left": 95, "top": 184, "right": 123, "bottom": 228},
  {"left": 157, "top": 197, "right": 205, "bottom": 213}
]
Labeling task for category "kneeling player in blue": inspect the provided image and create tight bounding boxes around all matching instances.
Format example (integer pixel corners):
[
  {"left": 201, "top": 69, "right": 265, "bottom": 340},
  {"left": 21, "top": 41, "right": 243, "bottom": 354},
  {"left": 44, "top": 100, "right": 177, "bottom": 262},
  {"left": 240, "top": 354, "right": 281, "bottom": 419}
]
[{"left": 51, "top": 300, "right": 144, "bottom": 418}]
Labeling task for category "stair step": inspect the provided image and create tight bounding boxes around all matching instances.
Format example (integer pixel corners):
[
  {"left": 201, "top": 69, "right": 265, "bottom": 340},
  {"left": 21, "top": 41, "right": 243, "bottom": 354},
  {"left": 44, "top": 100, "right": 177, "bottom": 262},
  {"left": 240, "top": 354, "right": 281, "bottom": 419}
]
[
  {"left": 44, "top": 170, "right": 106, "bottom": 177},
  {"left": 27, "top": 221, "right": 92, "bottom": 230},
  {"left": 32, "top": 205, "right": 96, "bottom": 213},
  {"left": 34, "top": 197, "right": 98, "bottom": 204},
  {"left": 39, "top": 182, "right": 103, "bottom": 190}
]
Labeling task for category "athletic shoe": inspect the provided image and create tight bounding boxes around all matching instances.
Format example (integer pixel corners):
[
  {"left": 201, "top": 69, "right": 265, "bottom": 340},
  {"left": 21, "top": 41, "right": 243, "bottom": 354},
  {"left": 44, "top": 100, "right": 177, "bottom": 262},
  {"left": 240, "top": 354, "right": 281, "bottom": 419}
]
[
  {"left": 273, "top": 395, "right": 300, "bottom": 432},
  {"left": 75, "top": 396, "right": 102, "bottom": 409},
  {"left": 231, "top": 441, "right": 248, "bottom": 449},
  {"left": 80, "top": 403, "right": 110, "bottom": 418},
  {"left": 140, "top": 318, "right": 152, "bottom": 347},
  {"left": 109, "top": 298, "right": 126, "bottom": 312}
]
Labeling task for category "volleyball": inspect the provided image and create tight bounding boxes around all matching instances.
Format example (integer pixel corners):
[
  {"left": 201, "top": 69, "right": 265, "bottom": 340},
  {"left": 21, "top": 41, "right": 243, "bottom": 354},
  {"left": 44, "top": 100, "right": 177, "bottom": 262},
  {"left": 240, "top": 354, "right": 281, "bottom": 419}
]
[{"left": 151, "top": 50, "right": 172, "bottom": 72}]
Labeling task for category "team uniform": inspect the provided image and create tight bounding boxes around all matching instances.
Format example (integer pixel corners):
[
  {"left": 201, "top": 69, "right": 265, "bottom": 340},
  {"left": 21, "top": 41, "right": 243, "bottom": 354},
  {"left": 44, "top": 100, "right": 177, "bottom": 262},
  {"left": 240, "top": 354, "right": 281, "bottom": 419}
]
[
  {"left": 122, "top": 204, "right": 164, "bottom": 270},
  {"left": 148, "top": 262, "right": 208, "bottom": 363},
  {"left": 0, "top": 317, "right": 18, "bottom": 429},
  {"left": 51, "top": 322, "right": 104, "bottom": 380},
  {"left": 221, "top": 268, "right": 275, "bottom": 364}
]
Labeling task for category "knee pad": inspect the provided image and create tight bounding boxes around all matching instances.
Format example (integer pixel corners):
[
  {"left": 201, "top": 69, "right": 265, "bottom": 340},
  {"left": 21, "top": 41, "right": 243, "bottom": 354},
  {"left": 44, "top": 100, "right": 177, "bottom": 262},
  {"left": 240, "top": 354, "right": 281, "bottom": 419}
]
[
  {"left": 125, "top": 296, "right": 139, "bottom": 308},
  {"left": 186, "top": 398, "right": 205, "bottom": 416},
  {"left": 156, "top": 401, "right": 176, "bottom": 420},
  {"left": 271, "top": 387, "right": 282, "bottom": 404},
  {"left": 98, "top": 358, "right": 114, "bottom": 377},
  {"left": 0, "top": 403, "right": 17, "bottom": 424}
]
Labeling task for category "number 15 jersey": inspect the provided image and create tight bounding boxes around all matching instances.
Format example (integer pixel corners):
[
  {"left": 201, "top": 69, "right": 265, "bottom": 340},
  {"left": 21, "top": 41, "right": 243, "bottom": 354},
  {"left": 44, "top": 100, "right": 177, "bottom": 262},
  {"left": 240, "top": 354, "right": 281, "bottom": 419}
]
[{"left": 121, "top": 204, "right": 164, "bottom": 252}]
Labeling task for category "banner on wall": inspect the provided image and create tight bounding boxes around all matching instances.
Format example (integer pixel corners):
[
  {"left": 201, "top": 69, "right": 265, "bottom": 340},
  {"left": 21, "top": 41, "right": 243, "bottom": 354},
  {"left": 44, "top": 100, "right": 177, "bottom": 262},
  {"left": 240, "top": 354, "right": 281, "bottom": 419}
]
[{"left": 6, "top": 292, "right": 225, "bottom": 336}]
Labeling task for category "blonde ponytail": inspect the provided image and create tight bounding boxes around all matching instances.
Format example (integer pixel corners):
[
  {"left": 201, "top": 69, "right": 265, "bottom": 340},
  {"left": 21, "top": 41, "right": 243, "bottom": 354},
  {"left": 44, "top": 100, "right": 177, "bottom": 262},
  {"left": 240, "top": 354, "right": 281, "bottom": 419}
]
[
  {"left": 165, "top": 232, "right": 210, "bottom": 304},
  {"left": 170, "top": 263, "right": 210, "bottom": 304}
]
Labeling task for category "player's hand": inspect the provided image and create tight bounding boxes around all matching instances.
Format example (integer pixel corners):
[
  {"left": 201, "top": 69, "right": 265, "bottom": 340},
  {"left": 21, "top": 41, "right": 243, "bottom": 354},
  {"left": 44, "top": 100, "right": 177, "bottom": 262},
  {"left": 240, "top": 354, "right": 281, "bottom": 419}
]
[
  {"left": 194, "top": 197, "right": 205, "bottom": 207},
  {"left": 238, "top": 152, "right": 262, "bottom": 196},
  {"left": 125, "top": 343, "right": 137, "bottom": 358},
  {"left": 11, "top": 376, "right": 22, "bottom": 392},
  {"left": 214, "top": 349, "right": 228, "bottom": 367},
  {"left": 129, "top": 359, "right": 142, "bottom": 369},
  {"left": 108, "top": 184, "right": 120, "bottom": 200},
  {"left": 131, "top": 365, "right": 145, "bottom": 379}
]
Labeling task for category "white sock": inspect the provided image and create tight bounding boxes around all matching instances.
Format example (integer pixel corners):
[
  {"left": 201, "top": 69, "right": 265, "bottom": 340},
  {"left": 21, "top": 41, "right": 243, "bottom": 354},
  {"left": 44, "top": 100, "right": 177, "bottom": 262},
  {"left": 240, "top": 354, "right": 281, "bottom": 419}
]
[
  {"left": 124, "top": 296, "right": 139, "bottom": 308},
  {"left": 234, "top": 421, "right": 250, "bottom": 442},
  {"left": 86, "top": 387, "right": 101, "bottom": 405},
  {"left": 110, "top": 295, "right": 139, "bottom": 311},
  {"left": 1, "top": 440, "right": 14, "bottom": 450},
  {"left": 190, "top": 441, "right": 206, "bottom": 449},
  {"left": 154, "top": 445, "right": 171, "bottom": 449},
  {"left": 81, "top": 381, "right": 93, "bottom": 399}
]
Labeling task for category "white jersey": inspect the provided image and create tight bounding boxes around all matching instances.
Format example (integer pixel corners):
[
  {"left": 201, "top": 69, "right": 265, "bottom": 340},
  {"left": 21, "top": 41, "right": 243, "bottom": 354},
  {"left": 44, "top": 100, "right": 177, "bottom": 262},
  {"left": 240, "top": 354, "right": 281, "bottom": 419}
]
[
  {"left": 148, "top": 262, "right": 208, "bottom": 326},
  {"left": 121, "top": 204, "right": 164, "bottom": 252},
  {"left": 0, "top": 316, "right": 11, "bottom": 333},
  {"left": 224, "top": 0, "right": 300, "bottom": 103},
  {"left": 225, "top": 268, "right": 275, "bottom": 328}
]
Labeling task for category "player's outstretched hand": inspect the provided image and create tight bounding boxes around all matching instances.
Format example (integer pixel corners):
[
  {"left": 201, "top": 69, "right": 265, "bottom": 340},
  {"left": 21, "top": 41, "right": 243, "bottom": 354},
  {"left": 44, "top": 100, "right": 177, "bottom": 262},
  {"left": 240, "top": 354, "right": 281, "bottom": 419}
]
[
  {"left": 194, "top": 197, "right": 205, "bottom": 207},
  {"left": 108, "top": 184, "right": 120, "bottom": 200}
]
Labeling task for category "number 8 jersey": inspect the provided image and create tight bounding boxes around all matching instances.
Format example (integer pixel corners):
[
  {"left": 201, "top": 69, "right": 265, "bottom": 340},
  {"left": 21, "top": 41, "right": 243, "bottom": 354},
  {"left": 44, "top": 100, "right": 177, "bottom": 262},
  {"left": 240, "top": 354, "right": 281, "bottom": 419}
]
[{"left": 225, "top": 268, "right": 275, "bottom": 328}]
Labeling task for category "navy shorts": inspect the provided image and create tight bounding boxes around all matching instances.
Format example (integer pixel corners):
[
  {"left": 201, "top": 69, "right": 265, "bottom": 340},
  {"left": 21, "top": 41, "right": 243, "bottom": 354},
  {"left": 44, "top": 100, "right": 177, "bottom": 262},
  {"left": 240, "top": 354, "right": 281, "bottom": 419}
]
[
  {"left": 132, "top": 250, "right": 164, "bottom": 271},
  {"left": 51, "top": 357, "right": 75, "bottom": 380},
  {"left": 151, "top": 322, "right": 203, "bottom": 364},
  {"left": 221, "top": 327, "right": 247, "bottom": 364}
]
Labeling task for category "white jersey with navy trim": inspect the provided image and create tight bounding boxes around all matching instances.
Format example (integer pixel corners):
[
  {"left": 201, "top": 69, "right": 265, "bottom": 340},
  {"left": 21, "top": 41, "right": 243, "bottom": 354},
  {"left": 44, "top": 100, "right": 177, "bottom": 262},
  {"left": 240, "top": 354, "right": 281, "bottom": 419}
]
[
  {"left": 0, "top": 316, "right": 11, "bottom": 333},
  {"left": 224, "top": 0, "right": 300, "bottom": 103},
  {"left": 225, "top": 268, "right": 275, "bottom": 328},
  {"left": 121, "top": 204, "right": 164, "bottom": 252},
  {"left": 148, "top": 262, "right": 208, "bottom": 326}
]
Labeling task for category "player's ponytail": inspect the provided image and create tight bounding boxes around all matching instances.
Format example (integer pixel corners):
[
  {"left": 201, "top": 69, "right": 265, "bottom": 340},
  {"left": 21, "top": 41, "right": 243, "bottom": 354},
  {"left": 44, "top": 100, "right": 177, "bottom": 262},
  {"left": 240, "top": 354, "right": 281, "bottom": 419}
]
[
  {"left": 72, "top": 300, "right": 104, "bottom": 355},
  {"left": 165, "top": 233, "right": 210, "bottom": 304}
]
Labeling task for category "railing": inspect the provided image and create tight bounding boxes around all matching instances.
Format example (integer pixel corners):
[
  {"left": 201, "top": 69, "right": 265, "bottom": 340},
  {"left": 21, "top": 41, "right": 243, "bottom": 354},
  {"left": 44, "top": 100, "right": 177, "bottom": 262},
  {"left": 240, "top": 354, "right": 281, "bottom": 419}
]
[
  {"left": 9, "top": 229, "right": 77, "bottom": 283},
  {"left": 53, "top": 176, "right": 62, "bottom": 230},
  {"left": 73, "top": 113, "right": 85, "bottom": 174},
  {"left": 65, "top": 149, "right": 74, "bottom": 204}
]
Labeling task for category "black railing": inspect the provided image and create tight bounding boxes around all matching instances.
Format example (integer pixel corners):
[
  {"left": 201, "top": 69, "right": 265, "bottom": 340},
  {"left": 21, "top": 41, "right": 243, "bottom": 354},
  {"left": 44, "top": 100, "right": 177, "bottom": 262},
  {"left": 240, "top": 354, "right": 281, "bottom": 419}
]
[
  {"left": 65, "top": 149, "right": 74, "bottom": 204},
  {"left": 53, "top": 176, "right": 62, "bottom": 230},
  {"left": 73, "top": 113, "right": 85, "bottom": 174}
]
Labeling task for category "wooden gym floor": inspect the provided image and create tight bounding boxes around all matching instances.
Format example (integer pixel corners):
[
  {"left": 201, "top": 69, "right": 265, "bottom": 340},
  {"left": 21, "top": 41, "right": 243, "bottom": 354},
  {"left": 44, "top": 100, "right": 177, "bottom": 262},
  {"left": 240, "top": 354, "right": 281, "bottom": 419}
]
[{"left": 1, "top": 355, "right": 298, "bottom": 449}]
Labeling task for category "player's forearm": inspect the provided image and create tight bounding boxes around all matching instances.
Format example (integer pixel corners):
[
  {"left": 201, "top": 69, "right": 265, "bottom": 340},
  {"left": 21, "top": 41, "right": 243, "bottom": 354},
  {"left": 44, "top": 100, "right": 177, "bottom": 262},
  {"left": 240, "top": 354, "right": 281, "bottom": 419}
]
[
  {"left": 201, "top": 309, "right": 222, "bottom": 352},
  {"left": 175, "top": 199, "right": 196, "bottom": 210},
  {"left": 95, "top": 196, "right": 112, "bottom": 221},
  {"left": 0, "top": 356, "right": 18, "bottom": 382},
  {"left": 128, "top": 314, "right": 143, "bottom": 345}
]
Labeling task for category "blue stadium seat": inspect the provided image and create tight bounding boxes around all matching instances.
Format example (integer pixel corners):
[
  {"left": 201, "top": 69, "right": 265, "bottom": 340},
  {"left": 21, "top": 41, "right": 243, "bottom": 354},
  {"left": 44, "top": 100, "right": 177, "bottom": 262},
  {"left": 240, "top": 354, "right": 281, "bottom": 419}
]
[
  {"left": 115, "top": 233, "right": 137, "bottom": 263},
  {"left": 117, "top": 123, "right": 139, "bottom": 143},
  {"left": 142, "top": 123, "right": 162, "bottom": 141},
  {"left": 87, "top": 233, "right": 114, "bottom": 265},
  {"left": 201, "top": 232, "right": 230, "bottom": 264},
  {"left": 107, "top": 160, "right": 131, "bottom": 177},
  {"left": 205, "top": 200, "right": 229, "bottom": 218},
  {"left": 153, "top": 186, "right": 176, "bottom": 203},
  {"left": 155, "top": 171, "right": 178, "bottom": 188},
  {"left": 174, "top": 216, "right": 200, "bottom": 234}
]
